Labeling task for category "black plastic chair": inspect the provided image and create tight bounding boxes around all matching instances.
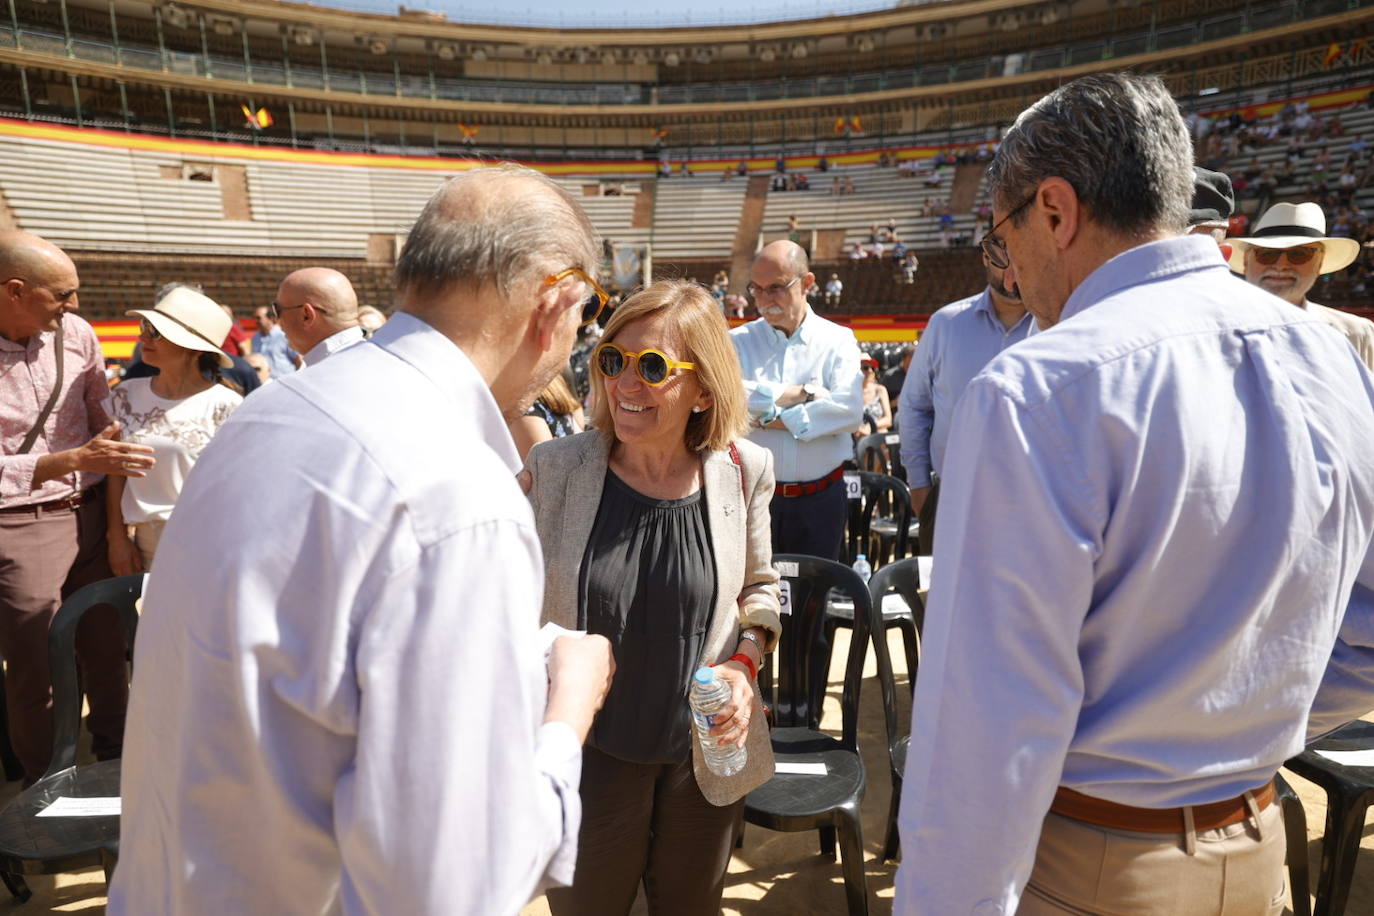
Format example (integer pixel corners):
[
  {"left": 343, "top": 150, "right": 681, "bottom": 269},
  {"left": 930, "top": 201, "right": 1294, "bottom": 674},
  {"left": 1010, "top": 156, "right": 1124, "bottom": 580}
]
[
  {"left": 914, "top": 477, "right": 940, "bottom": 556},
  {"left": 1275, "top": 773, "right": 1312, "bottom": 916},
  {"left": 0, "top": 574, "right": 141, "bottom": 902},
  {"left": 841, "top": 471, "right": 913, "bottom": 569},
  {"left": 747, "top": 555, "right": 879, "bottom": 915},
  {"left": 853, "top": 432, "right": 904, "bottom": 480},
  {"left": 1285, "top": 720, "right": 1374, "bottom": 916},
  {"left": 865, "top": 558, "right": 925, "bottom": 862}
]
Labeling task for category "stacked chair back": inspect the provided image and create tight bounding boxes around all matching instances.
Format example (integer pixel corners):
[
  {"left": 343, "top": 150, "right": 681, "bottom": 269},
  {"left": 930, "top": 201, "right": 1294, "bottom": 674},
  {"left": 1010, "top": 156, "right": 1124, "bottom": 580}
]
[{"left": 843, "top": 471, "right": 914, "bottom": 568}]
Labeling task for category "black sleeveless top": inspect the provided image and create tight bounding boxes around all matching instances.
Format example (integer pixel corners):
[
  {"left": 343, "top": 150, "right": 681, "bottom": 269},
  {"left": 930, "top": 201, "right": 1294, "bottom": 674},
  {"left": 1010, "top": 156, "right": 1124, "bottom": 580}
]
[{"left": 578, "top": 469, "right": 717, "bottom": 763}]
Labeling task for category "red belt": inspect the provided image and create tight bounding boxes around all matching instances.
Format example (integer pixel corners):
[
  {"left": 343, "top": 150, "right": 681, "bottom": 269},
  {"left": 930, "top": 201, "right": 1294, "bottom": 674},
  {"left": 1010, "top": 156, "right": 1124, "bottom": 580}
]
[
  {"left": 775, "top": 466, "right": 845, "bottom": 498},
  {"left": 1050, "top": 781, "right": 1275, "bottom": 834},
  {"left": 0, "top": 491, "right": 85, "bottom": 516}
]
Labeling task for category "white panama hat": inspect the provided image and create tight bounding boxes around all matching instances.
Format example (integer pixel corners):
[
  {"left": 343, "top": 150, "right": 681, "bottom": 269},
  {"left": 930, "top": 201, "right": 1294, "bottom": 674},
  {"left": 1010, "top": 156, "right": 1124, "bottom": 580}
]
[
  {"left": 126, "top": 287, "right": 233, "bottom": 368},
  {"left": 1227, "top": 201, "right": 1361, "bottom": 275}
]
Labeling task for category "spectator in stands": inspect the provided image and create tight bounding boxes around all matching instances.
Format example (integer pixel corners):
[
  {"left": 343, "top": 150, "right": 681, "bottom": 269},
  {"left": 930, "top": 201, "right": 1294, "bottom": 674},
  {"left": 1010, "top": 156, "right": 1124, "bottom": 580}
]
[
  {"left": 0, "top": 230, "right": 143, "bottom": 785},
  {"left": 273, "top": 268, "right": 364, "bottom": 368},
  {"left": 526, "top": 280, "right": 781, "bottom": 916},
  {"left": 107, "top": 287, "right": 242, "bottom": 573},
  {"left": 1231, "top": 201, "right": 1374, "bottom": 368},
  {"left": 794, "top": 172, "right": 809, "bottom": 191},
  {"left": 251, "top": 303, "right": 299, "bottom": 377},
  {"left": 1186, "top": 166, "right": 1234, "bottom": 250},
  {"left": 869, "top": 238, "right": 885, "bottom": 260},
  {"left": 895, "top": 71, "right": 1374, "bottom": 916},
  {"left": 710, "top": 270, "right": 729, "bottom": 305},
  {"left": 659, "top": 161, "right": 672, "bottom": 178},
  {"left": 680, "top": 162, "right": 692, "bottom": 177},
  {"left": 898, "top": 245, "right": 1030, "bottom": 520},
  {"left": 817, "top": 155, "right": 830, "bottom": 172},
  {"left": 220, "top": 303, "right": 251, "bottom": 357},
  {"left": 509, "top": 373, "right": 583, "bottom": 461},
  {"left": 112, "top": 165, "right": 616, "bottom": 915},
  {"left": 830, "top": 176, "right": 841, "bottom": 195},
  {"left": 736, "top": 161, "right": 748, "bottom": 177},
  {"left": 786, "top": 214, "right": 802, "bottom": 241},
  {"left": 901, "top": 251, "right": 920, "bottom": 284},
  {"left": 843, "top": 176, "right": 855, "bottom": 194},
  {"left": 357, "top": 304, "right": 387, "bottom": 337},
  {"left": 849, "top": 242, "right": 868, "bottom": 261},
  {"left": 855, "top": 353, "right": 892, "bottom": 438},
  {"left": 824, "top": 273, "right": 843, "bottom": 306},
  {"left": 734, "top": 240, "right": 864, "bottom": 559}
]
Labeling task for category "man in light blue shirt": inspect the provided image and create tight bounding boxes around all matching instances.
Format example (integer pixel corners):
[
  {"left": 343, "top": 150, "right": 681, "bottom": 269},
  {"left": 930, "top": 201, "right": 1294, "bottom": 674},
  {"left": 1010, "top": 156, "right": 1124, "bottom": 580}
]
[
  {"left": 896, "top": 72, "right": 1374, "bottom": 915},
  {"left": 731, "top": 240, "right": 864, "bottom": 559},
  {"left": 251, "top": 304, "right": 300, "bottom": 377},
  {"left": 897, "top": 261, "right": 1031, "bottom": 519}
]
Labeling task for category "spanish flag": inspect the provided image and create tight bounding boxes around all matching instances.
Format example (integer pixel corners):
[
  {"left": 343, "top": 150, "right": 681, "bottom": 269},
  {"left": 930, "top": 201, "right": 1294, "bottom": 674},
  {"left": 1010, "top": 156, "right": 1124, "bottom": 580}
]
[
  {"left": 458, "top": 122, "right": 480, "bottom": 139},
  {"left": 650, "top": 128, "right": 669, "bottom": 140},
  {"left": 1323, "top": 42, "right": 1343, "bottom": 68},
  {"left": 240, "top": 104, "right": 273, "bottom": 129}
]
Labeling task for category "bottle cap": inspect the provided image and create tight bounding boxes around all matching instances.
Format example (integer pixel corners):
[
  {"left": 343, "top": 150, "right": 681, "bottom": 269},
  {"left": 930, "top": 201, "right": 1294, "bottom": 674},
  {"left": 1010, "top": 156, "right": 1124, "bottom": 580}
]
[{"left": 693, "top": 666, "right": 715, "bottom": 685}]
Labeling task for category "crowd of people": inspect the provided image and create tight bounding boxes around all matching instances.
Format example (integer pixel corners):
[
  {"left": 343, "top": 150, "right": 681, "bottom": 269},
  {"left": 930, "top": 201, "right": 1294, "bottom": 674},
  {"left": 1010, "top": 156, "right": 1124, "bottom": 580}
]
[{"left": 2, "top": 71, "right": 1374, "bottom": 916}]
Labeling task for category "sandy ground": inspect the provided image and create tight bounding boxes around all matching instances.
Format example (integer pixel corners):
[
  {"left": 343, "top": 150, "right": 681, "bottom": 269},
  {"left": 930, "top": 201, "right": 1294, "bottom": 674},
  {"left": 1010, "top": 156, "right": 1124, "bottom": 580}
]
[{"left": 1, "top": 629, "right": 1370, "bottom": 915}]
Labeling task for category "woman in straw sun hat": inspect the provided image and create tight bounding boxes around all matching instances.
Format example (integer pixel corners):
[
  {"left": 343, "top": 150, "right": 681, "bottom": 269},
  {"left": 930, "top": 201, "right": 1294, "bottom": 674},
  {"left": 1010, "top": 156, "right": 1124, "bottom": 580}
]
[
  {"left": 107, "top": 285, "right": 243, "bottom": 572},
  {"left": 1228, "top": 200, "right": 1373, "bottom": 369}
]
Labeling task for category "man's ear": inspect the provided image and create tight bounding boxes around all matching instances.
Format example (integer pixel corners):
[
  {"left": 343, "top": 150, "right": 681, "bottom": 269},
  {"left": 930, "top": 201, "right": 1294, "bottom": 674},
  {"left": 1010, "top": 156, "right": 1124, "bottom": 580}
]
[
  {"left": 2, "top": 278, "right": 25, "bottom": 302},
  {"left": 528, "top": 281, "right": 567, "bottom": 353},
  {"left": 1036, "top": 177, "right": 1080, "bottom": 252}
]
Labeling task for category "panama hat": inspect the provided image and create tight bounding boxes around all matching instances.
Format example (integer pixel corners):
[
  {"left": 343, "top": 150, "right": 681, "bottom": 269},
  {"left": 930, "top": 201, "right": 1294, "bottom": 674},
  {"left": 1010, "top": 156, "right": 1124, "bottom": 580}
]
[
  {"left": 126, "top": 287, "right": 233, "bottom": 368},
  {"left": 1227, "top": 201, "right": 1361, "bottom": 274}
]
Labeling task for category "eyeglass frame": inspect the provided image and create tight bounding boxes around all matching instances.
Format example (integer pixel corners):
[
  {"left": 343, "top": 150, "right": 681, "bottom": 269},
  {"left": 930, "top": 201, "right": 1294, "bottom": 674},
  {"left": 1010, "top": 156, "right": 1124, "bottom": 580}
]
[
  {"left": 980, "top": 192, "right": 1038, "bottom": 270},
  {"left": 1249, "top": 245, "right": 1320, "bottom": 266},
  {"left": 270, "top": 301, "right": 328, "bottom": 320},
  {"left": 594, "top": 342, "right": 696, "bottom": 387},
  {"left": 138, "top": 317, "right": 163, "bottom": 340},
  {"left": 746, "top": 276, "right": 802, "bottom": 300},
  {"left": 545, "top": 267, "right": 610, "bottom": 328}
]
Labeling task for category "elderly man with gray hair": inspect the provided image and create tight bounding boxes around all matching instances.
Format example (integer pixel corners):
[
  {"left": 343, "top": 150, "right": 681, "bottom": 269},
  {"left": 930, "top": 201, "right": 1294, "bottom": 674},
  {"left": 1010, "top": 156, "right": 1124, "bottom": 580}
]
[
  {"left": 895, "top": 73, "right": 1374, "bottom": 914},
  {"left": 111, "top": 165, "right": 616, "bottom": 915}
]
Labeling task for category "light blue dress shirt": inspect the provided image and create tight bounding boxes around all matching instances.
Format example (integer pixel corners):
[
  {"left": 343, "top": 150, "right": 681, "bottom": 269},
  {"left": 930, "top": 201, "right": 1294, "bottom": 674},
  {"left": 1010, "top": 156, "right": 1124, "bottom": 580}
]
[
  {"left": 252, "top": 325, "right": 299, "bottom": 377},
  {"left": 897, "top": 289, "right": 1033, "bottom": 486},
  {"left": 895, "top": 235, "right": 1374, "bottom": 914},
  {"left": 731, "top": 310, "right": 865, "bottom": 483}
]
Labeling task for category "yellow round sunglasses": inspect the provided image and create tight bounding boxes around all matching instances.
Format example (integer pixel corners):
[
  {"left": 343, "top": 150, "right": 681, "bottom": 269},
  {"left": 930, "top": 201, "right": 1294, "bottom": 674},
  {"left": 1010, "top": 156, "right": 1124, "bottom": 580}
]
[{"left": 594, "top": 342, "right": 696, "bottom": 387}]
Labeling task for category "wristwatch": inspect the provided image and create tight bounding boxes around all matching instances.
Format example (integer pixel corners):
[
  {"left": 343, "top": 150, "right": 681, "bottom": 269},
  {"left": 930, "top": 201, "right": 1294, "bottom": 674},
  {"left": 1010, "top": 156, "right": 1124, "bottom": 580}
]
[
  {"left": 738, "top": 630, "right": 764, "bottom": 654},
  {"left": 802, "top": 383, "right": 819, "bottom": 403}
]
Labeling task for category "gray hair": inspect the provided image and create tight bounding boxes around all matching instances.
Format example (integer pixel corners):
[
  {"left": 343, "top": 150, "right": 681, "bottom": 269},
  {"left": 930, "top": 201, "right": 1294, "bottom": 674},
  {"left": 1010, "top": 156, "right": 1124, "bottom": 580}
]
[
  {"left": 986, "top": 72, "right": 1194, "bottom": 238},
  {"left": 154, "top": 281, "right": 203, "bottom": 303},
  {"left": 395, "top": 164, "right": 600, "bottom": 302}
]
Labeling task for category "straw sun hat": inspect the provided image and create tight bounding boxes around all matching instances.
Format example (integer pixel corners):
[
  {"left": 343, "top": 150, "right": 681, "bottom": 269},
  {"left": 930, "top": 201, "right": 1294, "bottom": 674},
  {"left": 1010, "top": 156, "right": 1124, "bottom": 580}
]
[
  {"left": 1226, "top": 201, "right": 1361, "bottom": 275},
  {"left": 126, "top": 287, "right": 233, "bottom": 368}
]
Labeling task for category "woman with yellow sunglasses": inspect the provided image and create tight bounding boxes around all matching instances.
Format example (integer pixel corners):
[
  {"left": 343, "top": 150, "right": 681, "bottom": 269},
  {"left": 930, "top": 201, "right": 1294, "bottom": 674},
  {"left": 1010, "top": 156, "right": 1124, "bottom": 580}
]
[{"left": 523, "top": 280, "right": 783, "bottom": 915}]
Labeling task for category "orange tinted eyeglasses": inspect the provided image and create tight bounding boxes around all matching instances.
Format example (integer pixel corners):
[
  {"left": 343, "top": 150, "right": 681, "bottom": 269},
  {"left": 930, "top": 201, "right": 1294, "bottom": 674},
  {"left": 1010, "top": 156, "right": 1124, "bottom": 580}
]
[
  {"left": 595, "top": 343, "right": 695, "bottom": 387},
  {"left": 545, "top": 267, "right": 610, "bottom": 328},
  {"left": 1251, "top": 246, "right": 1319, "bottom": 266}
]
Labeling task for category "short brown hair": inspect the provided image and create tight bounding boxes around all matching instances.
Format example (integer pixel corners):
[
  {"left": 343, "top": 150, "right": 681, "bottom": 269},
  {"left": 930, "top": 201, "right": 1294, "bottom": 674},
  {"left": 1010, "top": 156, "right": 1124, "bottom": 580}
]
[{"left": 589, "top": 280, "right": 748, "bottom": 452}]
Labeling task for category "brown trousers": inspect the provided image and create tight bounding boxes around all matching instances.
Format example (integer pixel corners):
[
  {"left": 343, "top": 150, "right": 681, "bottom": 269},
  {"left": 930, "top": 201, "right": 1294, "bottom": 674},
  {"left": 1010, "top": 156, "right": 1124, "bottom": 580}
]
[
  {"left": 0, "top": 489, "right": 130, "bottom": 783},
  {"left": 546, "top": 745, "right": 743, "bottom": 916},
  {"left": 1018, "top": 804, "right": 1287, "bottom": 915}
]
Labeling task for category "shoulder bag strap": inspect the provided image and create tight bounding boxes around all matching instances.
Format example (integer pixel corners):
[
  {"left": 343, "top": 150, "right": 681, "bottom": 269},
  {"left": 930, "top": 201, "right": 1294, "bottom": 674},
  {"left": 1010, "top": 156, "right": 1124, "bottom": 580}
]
[
  {"left": 727, "top": 441, "right": 746, "bottom": 502},
  {"left": 18, "top": 322, "right": 65, "bottom": 455}
]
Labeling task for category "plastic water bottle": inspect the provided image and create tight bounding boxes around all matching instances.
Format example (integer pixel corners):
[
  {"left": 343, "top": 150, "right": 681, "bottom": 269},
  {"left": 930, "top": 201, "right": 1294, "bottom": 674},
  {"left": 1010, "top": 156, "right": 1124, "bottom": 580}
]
[
  {"left": 852, "top": 553, "right": 872, "bottom": 584},
  {"left": 689, "top": 666, "right": 748, "bottom": 777}
]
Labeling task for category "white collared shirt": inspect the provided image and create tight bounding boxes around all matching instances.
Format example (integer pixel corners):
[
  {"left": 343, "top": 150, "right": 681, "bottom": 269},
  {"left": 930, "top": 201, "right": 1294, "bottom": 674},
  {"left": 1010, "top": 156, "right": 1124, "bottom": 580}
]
[
  {"left": 111, "top": 312, "right": 582, "bottom": 916},
  {"left": 302, "top": 325, "right": 366, "bottom": 368},
  {"left": 731, "top": 310, "right": 865, "bottom": 482}
]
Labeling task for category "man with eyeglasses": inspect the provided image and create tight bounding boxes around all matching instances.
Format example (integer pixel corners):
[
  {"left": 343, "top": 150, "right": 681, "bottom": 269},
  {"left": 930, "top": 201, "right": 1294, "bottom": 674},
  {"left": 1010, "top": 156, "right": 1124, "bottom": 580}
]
[
  {"left": 1231, "top": 200, "right": 1374, "bottom": 369},
  {"left": 251, "top": 302, "right": 301, "bottom": 377},
  {"left": 273, "top": 267, "right": 364, "bottom": 368},
  {"left": 897, "top": 252, "right": 1031, "bottom": 523},
  {"left": 112, "top": 166, "right": 615, "bottom": 915},
  {"left": 895, "top": 73, "right": 1374, "bottom": 915},
  {"left": 0, "top": 231, "right": 146, "bottom": 785},
  {"left": 731, "top": 239, "right": 864, "bottom": 560}
]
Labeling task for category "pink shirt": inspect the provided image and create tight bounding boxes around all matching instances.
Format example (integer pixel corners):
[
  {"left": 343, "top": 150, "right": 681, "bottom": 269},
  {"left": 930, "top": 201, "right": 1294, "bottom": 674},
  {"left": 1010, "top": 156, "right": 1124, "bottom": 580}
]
[{"left": 0, "top": 312, "right": 112, "bottom": 507}]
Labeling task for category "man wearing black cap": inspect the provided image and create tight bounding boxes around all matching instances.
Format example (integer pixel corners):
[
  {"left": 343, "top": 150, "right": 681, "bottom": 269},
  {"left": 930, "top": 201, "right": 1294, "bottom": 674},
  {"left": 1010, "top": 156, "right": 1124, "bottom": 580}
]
[{"left": 1187, "top": 166, "right": 1234, "bottom": 252}]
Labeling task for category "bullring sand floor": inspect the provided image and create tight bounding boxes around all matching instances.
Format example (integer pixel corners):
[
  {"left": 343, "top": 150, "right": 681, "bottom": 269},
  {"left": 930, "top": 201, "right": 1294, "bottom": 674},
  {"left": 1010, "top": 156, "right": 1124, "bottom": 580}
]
[{"left": 2, "top": 630, "right": 1370, "bottom": 915}]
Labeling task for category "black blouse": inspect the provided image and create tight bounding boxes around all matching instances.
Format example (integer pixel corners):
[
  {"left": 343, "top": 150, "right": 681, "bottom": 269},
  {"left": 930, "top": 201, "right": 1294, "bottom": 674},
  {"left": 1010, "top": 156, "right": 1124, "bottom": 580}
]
[{"left": 578, "top": 468, "right": 717, "bottom": 764}]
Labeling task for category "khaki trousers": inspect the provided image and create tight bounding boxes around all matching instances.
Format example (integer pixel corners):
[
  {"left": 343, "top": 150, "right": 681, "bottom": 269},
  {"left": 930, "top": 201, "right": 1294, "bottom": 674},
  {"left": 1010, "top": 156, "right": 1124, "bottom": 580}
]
[{"left": 1019, "top": 803, "right": 1287, "bottom": 916}]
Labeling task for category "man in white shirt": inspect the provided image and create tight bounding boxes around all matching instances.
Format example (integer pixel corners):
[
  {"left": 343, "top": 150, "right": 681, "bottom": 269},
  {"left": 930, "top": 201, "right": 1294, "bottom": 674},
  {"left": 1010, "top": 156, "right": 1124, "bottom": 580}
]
[
  {"left": 1230, "top": 200, "right": 1374, "bottom": 369},
  {"left": 111, "top": 165, "right": 615, "bottom": 915},
  {"left": 732, "top": 240, "right": 864, "bottom": 559},
  {"left": 274, "top": 267, "right": 365, "bottom": 367}
]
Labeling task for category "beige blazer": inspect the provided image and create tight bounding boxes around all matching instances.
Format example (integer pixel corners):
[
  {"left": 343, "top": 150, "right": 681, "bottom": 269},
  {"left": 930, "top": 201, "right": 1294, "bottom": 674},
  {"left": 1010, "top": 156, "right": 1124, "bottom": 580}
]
[{"left": 524, "top": 430, "right": 782, "bottom": 805}]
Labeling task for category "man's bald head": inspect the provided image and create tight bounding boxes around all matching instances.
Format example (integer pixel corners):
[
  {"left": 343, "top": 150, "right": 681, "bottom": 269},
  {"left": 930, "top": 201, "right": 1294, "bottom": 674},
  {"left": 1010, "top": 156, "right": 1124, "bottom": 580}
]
[
  {"left": 0, "top": 231, "right": 80, "bottom": 343},
  {"left": 749, "top": 240, "right": 813, "bottom": 337},
  {"left": 274, "top": 267, "right": 359, "bottom": 355}
]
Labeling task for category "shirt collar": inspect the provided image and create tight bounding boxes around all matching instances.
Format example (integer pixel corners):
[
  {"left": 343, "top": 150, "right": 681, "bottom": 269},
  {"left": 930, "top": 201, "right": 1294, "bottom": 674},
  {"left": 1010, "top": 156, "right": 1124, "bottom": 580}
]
[
  {"left": 302, "top": 325, "right": 365, "bottom": 367},
  {"left": 1060, "top": 235, "right": 1228, "bottom": 325},
  {"left": 372, "top": 312, "right": 521, "bottom": 474},
  {"left": 766, "top": 306, "right": 815, "bottom": 345},
  {"left": 972, "top": 288, "right": 1033, "bottom": 335}
]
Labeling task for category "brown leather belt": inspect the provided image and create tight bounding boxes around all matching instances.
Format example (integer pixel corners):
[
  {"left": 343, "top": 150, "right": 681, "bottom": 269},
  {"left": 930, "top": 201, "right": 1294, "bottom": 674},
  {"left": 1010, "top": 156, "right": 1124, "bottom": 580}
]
[
  {"left": 1050, "top": 780, "right": 1275, "bottom": 833},
  {"left": 0, "top": 491, "right": 85, "bottom": 516},
  {"left": 775, "top": 466, "right": 845, "bottom": 498}
]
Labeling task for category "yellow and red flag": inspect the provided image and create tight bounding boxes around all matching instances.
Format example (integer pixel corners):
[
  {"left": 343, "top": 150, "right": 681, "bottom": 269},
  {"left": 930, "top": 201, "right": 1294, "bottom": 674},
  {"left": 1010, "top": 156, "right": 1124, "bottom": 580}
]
[
  {"left": 240, "top": 104, "right": 273, "bottom": 129},
  {"left": 650, "top": 128, "right": 669, "bottom": 140},
  {"left": 458, "top": 122, "right": 481, "bottom": 139},
  {"left": 1323, "top": 42, "right": 1343, "bottom": 68}
]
